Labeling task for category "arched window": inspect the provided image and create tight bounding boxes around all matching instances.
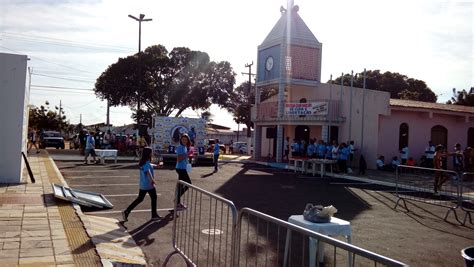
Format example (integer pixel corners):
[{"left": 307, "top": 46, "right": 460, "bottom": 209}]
[
  {"left": 398, "top": 123, "right": 409, "bottom": 150},
  {"left": 468, "top": 127, "right": 474, "bottom": 148},
  {"left": 431, "top": 125, "right": 448, "bottom": 147}
]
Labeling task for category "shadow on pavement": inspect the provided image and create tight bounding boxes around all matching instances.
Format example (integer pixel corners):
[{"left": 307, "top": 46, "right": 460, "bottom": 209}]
[
  {"left": 215, "top": 163, "right": 371, "bottom": 221},
  {"left": 128, "top": 213, "right": 174, "bottom": 246}
]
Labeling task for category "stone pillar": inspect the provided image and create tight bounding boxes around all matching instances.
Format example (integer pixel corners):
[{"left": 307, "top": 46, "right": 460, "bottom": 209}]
[
  {"left": 276, "top": 125, "right": 283, "bottom": 162},
  {"left": 322, "top": 125, "right": 329, "bottom": 143},
  {"left": 277, "top": 82, "right": 285, "bottom": 118},
  {"left": 253, "top": 125, "right": 262, "bottom": 160}
]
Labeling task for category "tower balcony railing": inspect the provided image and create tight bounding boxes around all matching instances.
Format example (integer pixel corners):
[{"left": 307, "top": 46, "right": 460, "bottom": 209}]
[{"left": 251, "top": 100, "right": 345, "bottom": 123}]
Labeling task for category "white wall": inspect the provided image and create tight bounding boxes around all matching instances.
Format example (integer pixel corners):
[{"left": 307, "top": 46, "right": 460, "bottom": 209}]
[{"left": 0, "top": 53, "right": 29, "bottom": 183}]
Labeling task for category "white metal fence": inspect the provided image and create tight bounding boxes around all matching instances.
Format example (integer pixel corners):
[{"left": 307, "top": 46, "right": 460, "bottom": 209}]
[{"left": 163, "top": 182, "right": 407, "bottom": 267}]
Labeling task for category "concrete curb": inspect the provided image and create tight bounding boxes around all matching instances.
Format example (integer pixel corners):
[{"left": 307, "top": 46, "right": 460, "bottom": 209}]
[{"left": 248, "top": 159, "right": 399, "bottom": 187}]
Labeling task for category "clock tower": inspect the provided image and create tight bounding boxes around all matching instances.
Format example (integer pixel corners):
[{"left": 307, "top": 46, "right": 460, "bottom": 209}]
[{"left": 254, "top": 0, "right": 323, "bottom": 162}]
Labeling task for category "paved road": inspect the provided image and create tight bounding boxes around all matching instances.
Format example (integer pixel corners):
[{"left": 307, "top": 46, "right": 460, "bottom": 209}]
[{"left": 50, "top": 149, "right": 474, "bottom": 266}]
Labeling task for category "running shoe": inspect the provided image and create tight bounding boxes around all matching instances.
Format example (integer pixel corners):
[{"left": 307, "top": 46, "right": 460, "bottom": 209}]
[{"left": 122, "top": 210, "right": 130, "bottom": 222}]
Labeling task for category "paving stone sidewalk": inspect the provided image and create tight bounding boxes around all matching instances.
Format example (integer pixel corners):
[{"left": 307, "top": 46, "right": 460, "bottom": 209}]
[{"left": 0, "top": 152, "right": 147, "bottom": 266}]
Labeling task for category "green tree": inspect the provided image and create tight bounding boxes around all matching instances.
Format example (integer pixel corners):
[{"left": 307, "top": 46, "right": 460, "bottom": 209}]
[
  {"left": 227, "top": 81, "right": 277, "bottom": 137},
  {"left": 330, "top": 70, "right": 437, "bottom": 102},
  {"left": 29, "top": 101, "right": 68, "bottom": 132},
  {"left": 446, "top": 88, "right": 474, "bottom": 106},
  {"left": 95, "top": 45, "right": 236, "bottom": 123},
  {"left": 200, "top": 110, "right": 213, "bottom": 123}
]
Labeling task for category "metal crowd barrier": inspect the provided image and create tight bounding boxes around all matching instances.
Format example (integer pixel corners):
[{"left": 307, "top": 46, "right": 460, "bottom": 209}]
[
  {"left": 235, "top": 208, "right": 407, "bottom": 267},
  {"left": 162, "top": 181, "right": 238, "bottom": 267},
  {"left": 461, "top": 172, "right": 474, "bottom": 225},
  {"left": 394, "top": 165, "right": 461, "bottom": 223},
  {"left": 163, "top": 182, "right": 408, "bottom": 266}
]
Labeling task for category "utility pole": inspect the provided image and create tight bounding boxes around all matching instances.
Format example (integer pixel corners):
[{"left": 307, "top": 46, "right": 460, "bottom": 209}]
[
  {"left": 106, "top": 101, "right": 110, "bottom": 126},
  {"left": 128, "top": 13, "right": 152, "bottom": 123},
  {"left": 80, "top": 114, "right": 82, "bottom": 125},
  {"left": 242, "top": 62, "right": 256, "bottom": 155},
  {"left": 59, "top": 100, "right": 62, "bottom": 120},
  {"left": 242, "top": 62, "right": 254, "bottom": 94}
]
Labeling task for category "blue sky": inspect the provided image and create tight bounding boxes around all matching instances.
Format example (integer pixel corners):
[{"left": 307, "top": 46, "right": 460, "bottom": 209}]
[{"left": 0, "top": 0, "right": 472, "bottom": 129}]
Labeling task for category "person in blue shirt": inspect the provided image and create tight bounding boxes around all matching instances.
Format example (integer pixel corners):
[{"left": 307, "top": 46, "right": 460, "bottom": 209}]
[
  {"left": 291, "top": 139, "right": 300, "bottom": 157},
  {"left": 213, "top": 139, "right": 221, "bottom": 172},
  {"left": 306, "top": 139, "right": 317, "bottom": 158},
  {"left": 175, "top": 134, "right": 192, "bottom": 210},
  {"left": 337, "top": 143, "right": 350, "bottom": 174},
  {"left": 122, "top": 147, "right": 161, "bottom": 222},
  {"left": 84, "top": 132, "right": 97, "bottom": 164},
  {"left": 317, "top": 140, "right": 326, "bottom": 159}
]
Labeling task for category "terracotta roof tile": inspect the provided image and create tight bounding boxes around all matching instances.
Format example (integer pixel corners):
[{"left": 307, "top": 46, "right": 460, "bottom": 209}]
[{"left": 390, "top": 99, "right": 474, "bottom": 114}]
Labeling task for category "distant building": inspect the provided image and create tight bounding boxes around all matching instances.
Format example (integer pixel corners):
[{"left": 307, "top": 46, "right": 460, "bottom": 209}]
[
  {"left": 206, "top": 123, "right": 252, "bottom": 145},
  {"left": 251, "top": 2, "right": 474, "bottom": 168}
]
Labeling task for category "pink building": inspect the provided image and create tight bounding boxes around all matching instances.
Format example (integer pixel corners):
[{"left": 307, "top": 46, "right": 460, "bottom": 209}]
[
  {"left": 251, "top": 2, "right": 474, "bottom": 169},
  {"left": 379, "top": 100, "right": 474, "bottom": 169}
]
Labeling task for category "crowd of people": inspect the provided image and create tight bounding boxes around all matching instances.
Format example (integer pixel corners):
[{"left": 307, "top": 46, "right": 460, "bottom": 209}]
[
  {"left": 287, "top": 137, "right": 357, "bottom": 174},
  {"left": 376, "top": 141, "right": 473, "bottom": 174},
  {"left": 76, "top": 129, "right": 150, "bottom": 157}
]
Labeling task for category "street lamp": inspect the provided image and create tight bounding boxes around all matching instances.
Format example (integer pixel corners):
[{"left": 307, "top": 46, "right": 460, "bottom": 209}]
[
  {"left": 128, "top": 13, "right": 152, "bottom": 123},
  {"left": 128, "top": 14, "right": 152, "bottom": 52}
]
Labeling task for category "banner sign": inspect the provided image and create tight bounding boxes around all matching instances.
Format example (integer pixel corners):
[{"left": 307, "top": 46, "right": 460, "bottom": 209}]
[
  {"left": 152, "top": 116, "right": 206, "bottom": 152},
  {"left": 284, "top": 102, "right": 328, "bottom": 116}
]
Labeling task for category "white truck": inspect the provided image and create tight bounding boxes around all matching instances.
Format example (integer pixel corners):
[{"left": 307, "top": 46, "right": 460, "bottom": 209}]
[{"left": 150, "top": 116, "right": 211, "bottom": 164}]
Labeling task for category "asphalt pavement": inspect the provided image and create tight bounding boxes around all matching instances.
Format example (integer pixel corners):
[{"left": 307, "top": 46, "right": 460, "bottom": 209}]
[{"left": 49, "top": 149, "right": 474, "bottom": 267}]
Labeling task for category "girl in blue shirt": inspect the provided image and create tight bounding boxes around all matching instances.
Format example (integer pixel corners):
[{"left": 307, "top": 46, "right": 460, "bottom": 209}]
[
  {"left": 176, "top": 134, "right": 192, "bottom": 210},
  {"left": 122, "top": 147, "right": 161, "bottom": 222}
]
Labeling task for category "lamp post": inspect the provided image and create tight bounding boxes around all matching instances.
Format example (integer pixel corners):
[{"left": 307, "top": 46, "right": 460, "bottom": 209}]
[{"left": 128, "top": 14, "right": 152, "bottom": 123}]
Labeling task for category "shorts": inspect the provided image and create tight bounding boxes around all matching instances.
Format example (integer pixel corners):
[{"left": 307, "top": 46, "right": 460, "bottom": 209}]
[{"left": 85, "top": 149, "right": 96, "bottom": 157}]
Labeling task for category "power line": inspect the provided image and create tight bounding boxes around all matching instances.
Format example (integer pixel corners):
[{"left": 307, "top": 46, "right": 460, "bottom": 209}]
[
  {"left": 32, "top": 68, "right": 97, "bottom": 78},
  {"left": 31, "top": 84, "right": 94, "bottom": 91},
  {"left": 30, "top": 88, "right": 94, "bottom": 95},
  {"left": 1, "top": 32, "right": 135, "bottom": 52},
  {"left": 0, "top": 45, "right": 96, "bottom": 75},
  {"left": 32, "top": 73, "right": 94, "bottom": 83}
]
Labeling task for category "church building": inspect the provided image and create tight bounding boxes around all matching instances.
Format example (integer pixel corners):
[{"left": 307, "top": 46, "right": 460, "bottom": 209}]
[{"left": 251, "top": 2, "right": 474, "bottom": 169}]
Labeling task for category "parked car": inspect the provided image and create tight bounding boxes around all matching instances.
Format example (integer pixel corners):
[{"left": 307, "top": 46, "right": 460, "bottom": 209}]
[
  {"left": 231, "top": 141, "right": 247, "bottom": 153},
  {"left": 238, "top": 144, "right": 253, "bottom": 154},
  {"left": 40, "top": 131, "right": 65, "bottom": 149}
]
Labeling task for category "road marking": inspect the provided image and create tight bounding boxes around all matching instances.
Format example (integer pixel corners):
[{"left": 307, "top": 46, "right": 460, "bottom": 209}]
[
  {"left": 67, "top": 175, "right": 131, "bottom": 179},
  {"left": 69, "top": 183, "right": 138, "bottom": 187},
  {"left": 62, "top": 170, "right": 119, "bottom": 173},
  {"left": 330, "top": 182, "right": 373, "bottom": 185},
  {"left": 84, "top": 208, "right": 173, "bottom": 215},
  {"left": 104, "top": 193, "right": 162, "bottom": 197}
]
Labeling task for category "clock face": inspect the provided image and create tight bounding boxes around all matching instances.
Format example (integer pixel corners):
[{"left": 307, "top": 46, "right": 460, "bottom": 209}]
[{"left": 265, "top": 56, "right": 274, "bottom": 71}]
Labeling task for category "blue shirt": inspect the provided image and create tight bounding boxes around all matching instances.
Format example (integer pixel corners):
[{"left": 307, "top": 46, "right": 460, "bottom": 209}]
[
  {"left": 291, "top": 143, "right": 299, "bottom": 153},
  {"left": 318, "top": 144, "right": 326, "bottom": 157},
  {"left": 339, "top": 147, "right": 350, "bottom": 160},
  {"left": 85, "top": 135, "right": 95, "bottom": 150},
  {"left": 306, "top": 144, "right": 316, "bottom": 157},
  {"left": 176, "top": 145, "right": 188, "bottom": 169},
  {"left": 139, "top": 161, "right": 155, "bottom": 190},
  {"left": 214, "top": 144, "right": 220, "bottom": 155},
  {"left": 326, "top": 145, "right": 334, "bottom": 159}
]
